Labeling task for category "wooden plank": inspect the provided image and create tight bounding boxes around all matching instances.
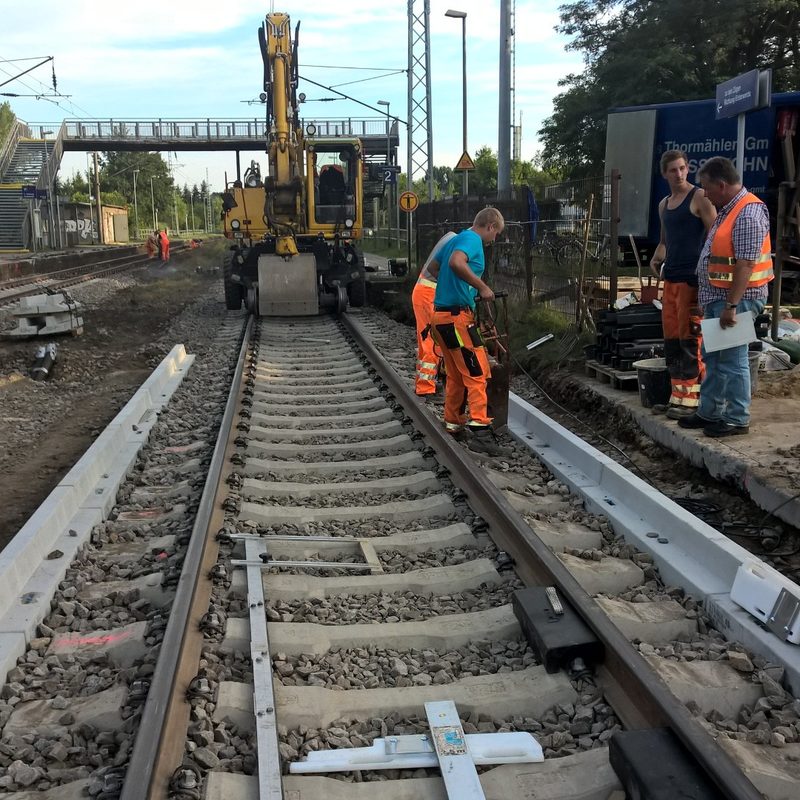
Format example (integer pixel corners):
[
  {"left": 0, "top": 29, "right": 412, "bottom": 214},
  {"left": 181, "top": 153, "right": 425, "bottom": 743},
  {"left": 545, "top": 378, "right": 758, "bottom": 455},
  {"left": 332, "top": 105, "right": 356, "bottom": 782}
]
[{"left": 359, "top": 540, "right": 384, "bottom": 574}]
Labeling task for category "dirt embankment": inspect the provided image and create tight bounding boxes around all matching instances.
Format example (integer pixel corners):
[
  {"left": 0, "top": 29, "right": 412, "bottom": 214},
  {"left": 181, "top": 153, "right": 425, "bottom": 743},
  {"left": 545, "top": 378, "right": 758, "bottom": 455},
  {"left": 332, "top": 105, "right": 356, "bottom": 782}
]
[{"left": 0, "top": 245, "right": 226, "bottom": 550}]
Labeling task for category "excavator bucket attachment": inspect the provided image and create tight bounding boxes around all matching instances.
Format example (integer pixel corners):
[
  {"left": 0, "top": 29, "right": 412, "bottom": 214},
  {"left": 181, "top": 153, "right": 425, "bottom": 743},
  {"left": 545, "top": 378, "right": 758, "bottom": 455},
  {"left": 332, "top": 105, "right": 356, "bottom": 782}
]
[{"left": 258, "top": 254, "right": 319, "bottom": 316}]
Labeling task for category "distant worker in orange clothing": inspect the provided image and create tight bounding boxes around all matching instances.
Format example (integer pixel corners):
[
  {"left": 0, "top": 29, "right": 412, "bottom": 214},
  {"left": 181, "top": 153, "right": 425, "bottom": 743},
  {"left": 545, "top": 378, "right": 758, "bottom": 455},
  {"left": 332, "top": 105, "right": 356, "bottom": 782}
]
[
  {"left": 160, "top": 229, "right": 171, "bottom": 262},
  {"left": 146, "top": 230, "right": 158, "bottom": 259},
  {"left": 412, "top": 230, "right": 456, "bottom": 396},
  {"left": 431, "top": 207, "right": 506, "bottom": 457}
]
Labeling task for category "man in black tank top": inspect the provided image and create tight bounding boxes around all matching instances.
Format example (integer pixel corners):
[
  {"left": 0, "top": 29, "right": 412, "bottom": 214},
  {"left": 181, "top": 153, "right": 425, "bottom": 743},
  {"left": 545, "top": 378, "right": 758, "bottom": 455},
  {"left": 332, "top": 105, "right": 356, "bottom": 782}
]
[{"left": 649, "top": 150, "right": 716, "bottom": 418}]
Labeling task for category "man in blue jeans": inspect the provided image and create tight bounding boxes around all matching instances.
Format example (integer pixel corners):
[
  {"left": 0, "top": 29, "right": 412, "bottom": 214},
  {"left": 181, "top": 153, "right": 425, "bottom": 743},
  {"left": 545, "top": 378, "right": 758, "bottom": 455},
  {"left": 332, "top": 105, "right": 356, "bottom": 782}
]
[{"left": 678, "top": 157, "right": 773, "bottom": 438}]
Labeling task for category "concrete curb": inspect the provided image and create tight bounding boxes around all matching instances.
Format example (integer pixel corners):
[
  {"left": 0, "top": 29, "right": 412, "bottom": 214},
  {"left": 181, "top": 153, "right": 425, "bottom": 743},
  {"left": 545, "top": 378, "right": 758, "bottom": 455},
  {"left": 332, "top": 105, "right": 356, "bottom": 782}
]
[
  {"left": 0, "top": 345, "right": 194, "bottom": 688},
  {"left": 507, "top": 392, "right": 800, "bottom": 694},
  {"left": 630, "top": 406, "right": 800, "bottom": 529}
]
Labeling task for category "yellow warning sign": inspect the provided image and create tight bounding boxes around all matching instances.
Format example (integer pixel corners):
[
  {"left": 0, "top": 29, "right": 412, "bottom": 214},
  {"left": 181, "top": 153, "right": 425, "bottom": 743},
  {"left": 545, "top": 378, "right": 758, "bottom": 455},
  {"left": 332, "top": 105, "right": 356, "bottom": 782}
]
[
  {"left": 399, "top": 191, "right": 419, "bottom": 213},
  {"left": 455, "top": 151, "right": 475, "bottom": 171}
]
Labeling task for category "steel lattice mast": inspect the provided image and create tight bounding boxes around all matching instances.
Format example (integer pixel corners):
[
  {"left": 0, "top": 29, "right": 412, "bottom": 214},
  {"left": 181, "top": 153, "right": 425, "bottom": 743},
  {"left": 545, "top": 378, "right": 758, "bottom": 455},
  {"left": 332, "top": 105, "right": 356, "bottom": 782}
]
[{"left": 407, "top": 0, "right": 434, "bottom": 201}]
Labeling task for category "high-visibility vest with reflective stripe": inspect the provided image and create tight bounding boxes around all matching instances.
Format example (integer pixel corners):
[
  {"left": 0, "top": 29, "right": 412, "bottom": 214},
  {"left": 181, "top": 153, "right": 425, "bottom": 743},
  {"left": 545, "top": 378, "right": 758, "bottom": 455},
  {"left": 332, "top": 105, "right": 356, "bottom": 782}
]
[{"left": 708, "top": 192, "right": 773, "bottom": 288}]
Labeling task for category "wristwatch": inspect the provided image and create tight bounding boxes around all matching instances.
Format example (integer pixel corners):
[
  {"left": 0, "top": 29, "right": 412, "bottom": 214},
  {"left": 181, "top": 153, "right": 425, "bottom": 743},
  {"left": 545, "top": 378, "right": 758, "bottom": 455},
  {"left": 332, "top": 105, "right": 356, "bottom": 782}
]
[{"left": 726, "top": 303, "right": 737, "bottom": 310}]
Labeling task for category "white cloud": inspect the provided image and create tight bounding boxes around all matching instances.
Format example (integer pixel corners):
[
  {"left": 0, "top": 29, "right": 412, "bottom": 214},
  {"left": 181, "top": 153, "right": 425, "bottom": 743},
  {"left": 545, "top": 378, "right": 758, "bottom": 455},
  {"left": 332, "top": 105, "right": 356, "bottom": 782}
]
[{"left": 5, "top": 0, "right": 579, "bottom": 186}]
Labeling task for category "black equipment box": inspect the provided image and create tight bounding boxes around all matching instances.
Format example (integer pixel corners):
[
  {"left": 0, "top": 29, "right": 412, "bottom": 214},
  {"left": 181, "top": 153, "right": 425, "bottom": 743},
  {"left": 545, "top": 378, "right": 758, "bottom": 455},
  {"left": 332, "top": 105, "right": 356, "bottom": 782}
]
[{"left": 512, "top": 586, "right": 603, "bottom": 673}]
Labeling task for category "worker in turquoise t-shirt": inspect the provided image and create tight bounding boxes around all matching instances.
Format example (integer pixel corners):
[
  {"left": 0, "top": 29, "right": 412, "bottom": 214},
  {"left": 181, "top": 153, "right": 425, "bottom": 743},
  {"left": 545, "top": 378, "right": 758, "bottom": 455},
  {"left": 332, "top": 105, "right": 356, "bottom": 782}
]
[{"left": 431, "top": 207, "right": 505, "bottom": 456}]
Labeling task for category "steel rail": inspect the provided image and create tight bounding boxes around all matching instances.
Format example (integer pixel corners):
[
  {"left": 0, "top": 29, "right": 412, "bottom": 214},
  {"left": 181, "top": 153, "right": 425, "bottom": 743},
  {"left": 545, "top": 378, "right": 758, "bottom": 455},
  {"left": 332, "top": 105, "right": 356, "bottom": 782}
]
[
  {"left": 0, "top": 251, "right": 147, "bottom": 290},
  {"left": 121, "top": 315, "right": 253, "bottom": 800},
  {"left": 0, "top": 244, "right": 189, "bottom": 303},
  {"left": 341, "top": 312, "right": 762, "bottom": 800}
]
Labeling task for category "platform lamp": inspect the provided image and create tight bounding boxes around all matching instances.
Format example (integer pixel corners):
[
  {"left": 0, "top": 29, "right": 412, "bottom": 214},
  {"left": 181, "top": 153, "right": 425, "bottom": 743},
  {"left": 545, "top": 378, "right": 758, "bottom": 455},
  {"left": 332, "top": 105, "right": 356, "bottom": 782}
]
[{"left": 445, "top": 9, "right": 468, "bottom": 214}]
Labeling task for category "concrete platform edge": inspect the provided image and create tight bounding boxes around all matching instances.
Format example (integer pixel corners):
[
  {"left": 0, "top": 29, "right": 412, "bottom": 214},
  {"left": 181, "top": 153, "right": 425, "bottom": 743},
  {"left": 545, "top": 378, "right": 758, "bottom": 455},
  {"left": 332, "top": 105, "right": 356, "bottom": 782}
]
[
  {"left": 507, "top": 392, "right": 800, "bottom": 695},
  {"left": 0, "top": 344, "right": 194, "bottom": 691}
]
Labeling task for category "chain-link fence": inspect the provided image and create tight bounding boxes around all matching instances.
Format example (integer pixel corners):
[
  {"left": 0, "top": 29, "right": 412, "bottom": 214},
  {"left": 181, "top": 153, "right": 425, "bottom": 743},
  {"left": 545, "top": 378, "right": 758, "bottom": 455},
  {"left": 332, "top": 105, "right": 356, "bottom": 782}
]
[
  {"left": 413, "top": 179, "right": 627, "bottom": 325},
  {"left": 532, "top": 175, "right": 617, "bottom": 322},
  {"left": 415, "top": 191, "right": 534, "bottom": 307}
]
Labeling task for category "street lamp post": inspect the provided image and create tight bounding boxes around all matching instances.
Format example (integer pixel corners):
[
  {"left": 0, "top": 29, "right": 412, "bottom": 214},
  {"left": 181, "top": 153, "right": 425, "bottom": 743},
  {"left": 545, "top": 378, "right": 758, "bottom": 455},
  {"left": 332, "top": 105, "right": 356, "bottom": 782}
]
[
  {"left": 377, "top": 99, "right": 392, "bottom": 247},
  {"left": 149, "top": 177, "right": 156, "bottom": 231},
  {"left": 132, "top": 169, "right": 140, "bottom": 241},
  {"left": 445, "top": 9, "right": 468, "bottom": 217}
]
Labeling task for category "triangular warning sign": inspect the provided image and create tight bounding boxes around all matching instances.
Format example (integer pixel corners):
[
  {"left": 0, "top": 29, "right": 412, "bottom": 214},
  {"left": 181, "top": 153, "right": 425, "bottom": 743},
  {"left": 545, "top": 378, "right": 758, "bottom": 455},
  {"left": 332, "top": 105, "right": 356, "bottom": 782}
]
[{"left": 455, "top": 151, "right": 475, "bottom": 170}]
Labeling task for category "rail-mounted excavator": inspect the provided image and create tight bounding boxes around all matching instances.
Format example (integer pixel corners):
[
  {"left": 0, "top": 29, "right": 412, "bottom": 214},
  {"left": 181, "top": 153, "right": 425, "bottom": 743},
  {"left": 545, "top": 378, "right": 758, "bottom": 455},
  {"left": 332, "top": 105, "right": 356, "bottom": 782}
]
[{"left": 221, "top": 12, "right": 367, "bottom": 316}]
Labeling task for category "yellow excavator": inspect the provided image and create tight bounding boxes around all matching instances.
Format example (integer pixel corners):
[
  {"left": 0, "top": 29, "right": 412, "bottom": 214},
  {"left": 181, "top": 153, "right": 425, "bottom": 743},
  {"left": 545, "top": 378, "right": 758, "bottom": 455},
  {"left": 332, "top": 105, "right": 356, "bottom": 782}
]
[{"left": 221, "top": 12, "right": 367, "bottom": 315}]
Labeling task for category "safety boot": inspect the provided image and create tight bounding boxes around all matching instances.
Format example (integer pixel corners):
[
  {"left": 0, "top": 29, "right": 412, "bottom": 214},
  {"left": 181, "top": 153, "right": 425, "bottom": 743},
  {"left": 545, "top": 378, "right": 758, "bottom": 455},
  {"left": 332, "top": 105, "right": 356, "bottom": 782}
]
[{"left": 467, "top": 426, "right": 509, "bottom": 457}]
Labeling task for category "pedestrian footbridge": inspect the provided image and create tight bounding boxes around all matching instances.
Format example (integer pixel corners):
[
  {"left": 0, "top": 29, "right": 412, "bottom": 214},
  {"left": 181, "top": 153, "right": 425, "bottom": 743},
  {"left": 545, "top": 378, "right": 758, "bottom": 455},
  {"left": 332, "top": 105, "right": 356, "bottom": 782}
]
[{"left": 0, "top": 117, "right": 398, "bottom": 250}]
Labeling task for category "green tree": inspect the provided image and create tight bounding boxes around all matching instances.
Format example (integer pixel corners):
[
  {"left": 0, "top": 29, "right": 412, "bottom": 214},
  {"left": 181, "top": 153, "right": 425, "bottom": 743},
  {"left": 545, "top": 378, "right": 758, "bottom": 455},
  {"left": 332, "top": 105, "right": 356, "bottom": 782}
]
[
  {"left": 99, "top": 151, "right": 173, "bottom": 233},
  {"left": 432, "top": 165, "right": 456, "bottom": 198},
  {"left": 470, "top": 146, "right": 498, "bottom": 196},
  {"left": 0, "top": 101, "right": 16, "bottom": 148},
  {"left": 540, "top": 0, "right": 800, "bottom": 176}
]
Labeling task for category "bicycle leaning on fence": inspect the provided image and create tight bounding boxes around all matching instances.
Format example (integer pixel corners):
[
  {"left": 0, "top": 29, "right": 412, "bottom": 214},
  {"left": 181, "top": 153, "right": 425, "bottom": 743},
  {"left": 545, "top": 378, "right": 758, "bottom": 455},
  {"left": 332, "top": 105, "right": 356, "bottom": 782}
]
[
  {"left": 532, "top": 229, "right": 592, "bottom": 267},
  {"left": 556, "top": 232, "right": 612, "bottom": 270}
]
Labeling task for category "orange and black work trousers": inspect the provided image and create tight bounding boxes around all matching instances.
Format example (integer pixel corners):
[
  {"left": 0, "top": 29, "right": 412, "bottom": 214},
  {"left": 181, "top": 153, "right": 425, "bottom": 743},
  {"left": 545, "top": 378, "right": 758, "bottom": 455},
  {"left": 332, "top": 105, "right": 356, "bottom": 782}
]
[
  {"left": 431, "top": 308, "right": 492, "bottom": 430},
  {"left": 412, "top": 279, "right": 438, "bottom": 395},
  {"left": 662, "top": 280, "right": 704, "bottom": 407}
]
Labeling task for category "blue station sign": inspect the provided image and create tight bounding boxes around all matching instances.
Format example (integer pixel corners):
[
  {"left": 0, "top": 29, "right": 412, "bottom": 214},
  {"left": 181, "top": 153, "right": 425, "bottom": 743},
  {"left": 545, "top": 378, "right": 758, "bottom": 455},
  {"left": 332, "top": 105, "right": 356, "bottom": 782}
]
[{"left": 716, "top": 70, "right": 759, "bottom": 119}]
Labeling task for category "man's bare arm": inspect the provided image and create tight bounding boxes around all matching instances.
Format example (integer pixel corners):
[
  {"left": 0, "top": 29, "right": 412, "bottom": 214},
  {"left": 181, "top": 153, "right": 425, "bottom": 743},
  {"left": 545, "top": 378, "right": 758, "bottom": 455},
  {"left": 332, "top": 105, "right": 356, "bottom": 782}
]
[
  {"left": 692, "top": 189, "right": 717, "bottom": 231},
  {"left": 649, "top": 198, "right": 667, "bottom": 279},
  {"left": 449, "top": 249, "right": 493, "bottom": 300}
]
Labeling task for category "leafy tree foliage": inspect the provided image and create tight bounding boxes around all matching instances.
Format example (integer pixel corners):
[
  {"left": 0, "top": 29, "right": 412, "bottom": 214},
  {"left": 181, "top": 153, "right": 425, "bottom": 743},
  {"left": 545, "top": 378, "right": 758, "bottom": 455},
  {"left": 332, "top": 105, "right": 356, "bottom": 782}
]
[
  {"left": 540, "top": 0, "right": 800, "bottom": 176},
  {"left": 0, "top": 101, "right": 16, "bottom": 148},
  {"left": 57, "top": 152, "right": 219, "bottom": 234}
]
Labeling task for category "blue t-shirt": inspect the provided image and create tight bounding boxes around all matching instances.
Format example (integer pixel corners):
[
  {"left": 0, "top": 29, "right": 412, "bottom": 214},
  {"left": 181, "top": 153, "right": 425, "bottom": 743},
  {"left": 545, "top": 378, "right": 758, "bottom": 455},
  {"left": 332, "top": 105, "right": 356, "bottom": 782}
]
[{"left": 433, "top": 229, "right": 485, "bottom": 310}]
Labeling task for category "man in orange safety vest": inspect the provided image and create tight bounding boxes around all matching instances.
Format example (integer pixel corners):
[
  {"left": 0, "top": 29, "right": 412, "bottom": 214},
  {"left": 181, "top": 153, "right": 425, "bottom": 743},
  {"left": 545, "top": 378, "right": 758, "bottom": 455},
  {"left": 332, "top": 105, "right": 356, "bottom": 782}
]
[{"left": 678, "top": 157, "right": 772, "bottom": 438}]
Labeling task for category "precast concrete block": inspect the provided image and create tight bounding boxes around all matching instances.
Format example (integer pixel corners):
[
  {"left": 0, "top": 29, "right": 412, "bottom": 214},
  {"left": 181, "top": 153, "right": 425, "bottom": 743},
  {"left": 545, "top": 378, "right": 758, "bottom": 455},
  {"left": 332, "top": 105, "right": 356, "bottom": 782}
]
[
  {"left": 243, "top": 470, "right": 438, "bottom": 499},
  {"left": 3, "top": 684, "right": 127, "bottom": 738},
  {"left": 644, "top": 655, "right": 763, "bottom": 718},
  {"left": 595, "top": 597, "right": 697, "bottom": 642},
  {"left": 223, "top": 604, "right": 519, "bottom": 655},
  {"left": 502, "top": 490, "right": 573, "bottom": 518},
  {"left": 557, "top": 553, "right": 645, "bottom": 596},
  {"left": 240, "top": 493, "right": 454, "bottom": 527},
  {"left": 217, "top": 665, "right": 577, "bottom": 730},
  {"left": 46, "top": 620, "right": 149, "bottom": 667},
  {"left": 244, "top": 449, "right": 425, "bottom": 477},
  {"left": 246, "top": 433, "right": 413, "bottom": 459},
  {"left": 718, "top": 739, "right": 800, "bottom": 800},
  {"left": 262, "top": 558, "right": 501, "bottom": 601},
  {"left": 251, "top": 407, "right": 393, "bottom": 427},
  {"left": 526, "top": 520, "right": 604, "bottom": 552}
]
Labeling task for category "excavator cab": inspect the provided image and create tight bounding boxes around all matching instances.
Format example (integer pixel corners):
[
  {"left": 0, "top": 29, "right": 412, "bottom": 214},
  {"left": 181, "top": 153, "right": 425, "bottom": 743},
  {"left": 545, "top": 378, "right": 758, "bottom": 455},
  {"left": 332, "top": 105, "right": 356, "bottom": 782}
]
[{"left": 306, "top": 143, "right": 362, "bottom": 235}]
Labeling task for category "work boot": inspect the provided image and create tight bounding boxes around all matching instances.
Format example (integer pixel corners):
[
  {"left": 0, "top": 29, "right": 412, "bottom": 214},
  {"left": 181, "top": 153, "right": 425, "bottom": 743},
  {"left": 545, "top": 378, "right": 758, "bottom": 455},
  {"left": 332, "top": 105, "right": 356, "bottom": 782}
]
[
  {"left": 467, "top": 426, "right": 509, "bottom": 457},
  {"left": 665, "top": 405, "right": 695, "bottom": 420},
  {"left": 650, "top": 403, "right": 669, "bottom": 415}
]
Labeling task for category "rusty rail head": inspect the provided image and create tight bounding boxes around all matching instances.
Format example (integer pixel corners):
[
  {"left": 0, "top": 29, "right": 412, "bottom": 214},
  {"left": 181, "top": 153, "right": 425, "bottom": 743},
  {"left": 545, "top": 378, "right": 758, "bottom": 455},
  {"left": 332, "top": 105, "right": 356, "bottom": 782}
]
[{"left": 120, "top": 316, "right": 253, "bottom": 800}]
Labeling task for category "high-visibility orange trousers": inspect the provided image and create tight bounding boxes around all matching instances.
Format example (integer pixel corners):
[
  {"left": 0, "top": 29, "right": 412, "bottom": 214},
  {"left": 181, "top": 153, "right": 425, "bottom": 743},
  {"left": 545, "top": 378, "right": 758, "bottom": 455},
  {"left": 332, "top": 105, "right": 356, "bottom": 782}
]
[
  {"left": 431, "top": 308, "right": 492, "bottom": 429},
  {"left": 412, "top": 279, "right": 438, "bottom": 395},
  {"left": 662, "top": 280, "right": 704, "bottom": 407}
]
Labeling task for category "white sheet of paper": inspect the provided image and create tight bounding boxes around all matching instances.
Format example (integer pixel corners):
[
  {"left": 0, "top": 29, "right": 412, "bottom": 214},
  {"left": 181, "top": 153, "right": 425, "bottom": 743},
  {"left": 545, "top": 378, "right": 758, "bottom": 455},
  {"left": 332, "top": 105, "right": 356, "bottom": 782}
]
[{"left": 700, "top": 310, "right": 757, "bottom": 353}]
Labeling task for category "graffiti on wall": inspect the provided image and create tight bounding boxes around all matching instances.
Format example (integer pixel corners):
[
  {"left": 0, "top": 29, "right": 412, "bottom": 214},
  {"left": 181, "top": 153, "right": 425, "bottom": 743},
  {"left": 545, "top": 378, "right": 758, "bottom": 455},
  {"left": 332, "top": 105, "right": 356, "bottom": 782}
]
[{"left": 63, "top": 218, "right": 97, "bottom": 239}]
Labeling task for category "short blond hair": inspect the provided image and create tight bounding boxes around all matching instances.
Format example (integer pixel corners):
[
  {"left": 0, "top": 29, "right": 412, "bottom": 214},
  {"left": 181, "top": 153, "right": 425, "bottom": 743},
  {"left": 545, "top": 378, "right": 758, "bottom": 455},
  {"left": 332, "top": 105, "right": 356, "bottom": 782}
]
[{"left": 473, "top": 207, "right": 504, "bottom": 230}]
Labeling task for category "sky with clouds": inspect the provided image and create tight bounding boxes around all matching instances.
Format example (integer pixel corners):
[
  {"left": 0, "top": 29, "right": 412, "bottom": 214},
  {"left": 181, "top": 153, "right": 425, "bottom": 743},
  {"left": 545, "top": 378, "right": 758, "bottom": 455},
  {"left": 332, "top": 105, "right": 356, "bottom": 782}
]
[{"left": 2, "top": 0, "right": 581, "bottom": 191}]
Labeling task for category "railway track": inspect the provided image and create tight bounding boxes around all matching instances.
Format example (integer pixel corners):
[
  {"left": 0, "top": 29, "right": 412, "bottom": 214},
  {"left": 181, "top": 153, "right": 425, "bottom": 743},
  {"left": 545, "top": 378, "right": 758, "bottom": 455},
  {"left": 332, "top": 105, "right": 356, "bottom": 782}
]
[
  {"left": 0, "top": 307, "right": 798, "bottom": 799},
  {"left": 0, "top": 246, "right": 188, "bottom": 307}
]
